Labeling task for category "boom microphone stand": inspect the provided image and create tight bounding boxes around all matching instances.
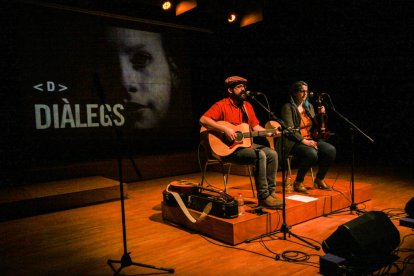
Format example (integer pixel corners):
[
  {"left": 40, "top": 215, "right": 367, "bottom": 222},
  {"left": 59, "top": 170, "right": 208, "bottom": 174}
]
[
  {"left": 320, "top": 94, "right": 374, "bottom": 216},
  {"left": 244, "top": 93, "right": 320, "bottom": 250},
  {"left": 93, "top": 74, "right": 174, "bottom": 275}
]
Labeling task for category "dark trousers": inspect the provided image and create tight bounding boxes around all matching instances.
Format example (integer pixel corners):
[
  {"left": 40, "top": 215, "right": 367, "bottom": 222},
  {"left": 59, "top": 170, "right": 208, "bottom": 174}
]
[{"left": 290, "top": 140, "right": 336, "bottom": 183}]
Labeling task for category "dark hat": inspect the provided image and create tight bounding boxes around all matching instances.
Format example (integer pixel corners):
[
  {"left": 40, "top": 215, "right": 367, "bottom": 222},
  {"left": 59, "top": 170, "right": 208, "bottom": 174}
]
[{"left": 224, "top": 76, "right": 248, "bottom": 88}]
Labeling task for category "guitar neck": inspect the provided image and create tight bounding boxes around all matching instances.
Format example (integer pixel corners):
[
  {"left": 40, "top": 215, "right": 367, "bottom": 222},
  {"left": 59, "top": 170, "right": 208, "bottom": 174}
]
[{"left": 244, "top": 129, "right": 275, "bottom": 139}]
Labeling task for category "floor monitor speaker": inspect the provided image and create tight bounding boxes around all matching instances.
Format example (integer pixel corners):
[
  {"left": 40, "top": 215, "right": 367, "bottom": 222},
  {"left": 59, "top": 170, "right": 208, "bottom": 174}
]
[
  {"left": 322, "top": 211, "right": 400, "bottom": 265},
  {"left": 405, "top": 197, "right": 414, "bottom": 218}
]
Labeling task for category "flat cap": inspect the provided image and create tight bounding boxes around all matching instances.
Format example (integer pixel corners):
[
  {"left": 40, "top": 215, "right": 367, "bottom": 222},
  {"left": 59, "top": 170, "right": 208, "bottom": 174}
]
[{"left": 224, "top": 76, "right": 247, "bottom": 88}]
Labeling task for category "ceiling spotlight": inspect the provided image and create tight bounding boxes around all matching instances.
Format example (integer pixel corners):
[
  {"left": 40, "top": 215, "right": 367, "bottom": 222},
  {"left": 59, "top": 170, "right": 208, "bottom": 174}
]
[
  {"left": 176, "top": 0, "right": 197, "bottom": 16},
  {"left": 227, "top": 12, "right": 237, "bottom": 23},
  {"left": 162, "top": 1, "right": 173, "bottom": 11}
]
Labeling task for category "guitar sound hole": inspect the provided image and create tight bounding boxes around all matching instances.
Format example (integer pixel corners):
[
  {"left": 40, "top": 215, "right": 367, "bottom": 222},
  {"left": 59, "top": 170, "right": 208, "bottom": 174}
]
[{"left": 235, "top": 132, "right": 243, "bottom": 142}]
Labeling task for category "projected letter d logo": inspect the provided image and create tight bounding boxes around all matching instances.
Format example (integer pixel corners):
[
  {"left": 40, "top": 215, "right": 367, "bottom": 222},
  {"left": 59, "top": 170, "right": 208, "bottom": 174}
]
[
  {"left": 33, "top": 81, "right": 68, "bottom": 92},
  {"left": 46, "top": 81, "right": 55, "bottom": 92}
]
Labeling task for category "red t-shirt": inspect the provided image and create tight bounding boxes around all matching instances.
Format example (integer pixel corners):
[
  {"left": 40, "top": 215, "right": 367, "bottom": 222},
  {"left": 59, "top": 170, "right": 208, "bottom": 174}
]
[{"left": 202, "top": 97, "right": 260, "bottom": 128}]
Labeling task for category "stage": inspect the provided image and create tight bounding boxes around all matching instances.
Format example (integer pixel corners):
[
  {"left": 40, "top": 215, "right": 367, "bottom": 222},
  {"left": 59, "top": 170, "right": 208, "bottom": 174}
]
[
  {"left": 1, "top": 165, "right": 414, "bottom": 275},
  {"left": 162, "top": 176, "right": 372, "bottom": 245}
]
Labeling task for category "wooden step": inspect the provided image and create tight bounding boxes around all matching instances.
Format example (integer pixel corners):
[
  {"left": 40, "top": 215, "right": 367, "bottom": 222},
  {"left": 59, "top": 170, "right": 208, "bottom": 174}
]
[
  {"left": 0, "top": 176, "right": 126, "bottom": 221},
  {"left": 162, "top": 178, "right": 372, "bottom": 245}
]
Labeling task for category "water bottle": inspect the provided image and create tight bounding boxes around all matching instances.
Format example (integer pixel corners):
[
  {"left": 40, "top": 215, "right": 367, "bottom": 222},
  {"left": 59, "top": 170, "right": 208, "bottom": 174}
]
[
  {"left": 238, "top": 193, "right": 245, "bottom": 215},
  {"left": 286, "top": 175, "right": 294, "bottom": 193}
]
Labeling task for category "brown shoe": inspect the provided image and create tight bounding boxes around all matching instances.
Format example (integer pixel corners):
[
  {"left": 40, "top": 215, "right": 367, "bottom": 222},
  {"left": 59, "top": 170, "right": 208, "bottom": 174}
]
[
  {"left": 270, "top": 192, "right": 288, "bottom": 206},
  {"left": 270, "top": 192, "right": 277, "bottom": 198},
  {"left": 314, "top": 178, "right": 331, "bottom": 190},
  {"left": 293, "top": 181, "right": 308, "bottom": 194},
  {"left": 259, "top": 195, "right": 283, "bottom": 209}
]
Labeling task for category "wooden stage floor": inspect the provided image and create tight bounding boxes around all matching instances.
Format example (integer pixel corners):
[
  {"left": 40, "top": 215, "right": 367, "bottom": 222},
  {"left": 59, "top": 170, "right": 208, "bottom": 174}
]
[{"left": 1, "top": 164, "right": 414, "bottom": 275}]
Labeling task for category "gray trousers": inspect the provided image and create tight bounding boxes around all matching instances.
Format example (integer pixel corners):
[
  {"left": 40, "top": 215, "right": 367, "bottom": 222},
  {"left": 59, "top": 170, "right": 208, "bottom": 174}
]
[{"left": 222, "top": 144, "right": 278, "bottom": 201}]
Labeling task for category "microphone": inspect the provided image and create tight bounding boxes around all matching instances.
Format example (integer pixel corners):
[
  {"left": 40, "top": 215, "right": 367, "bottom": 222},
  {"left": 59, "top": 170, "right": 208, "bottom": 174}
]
[{"left": 245, "top": 91, "right": 263, "bottom": 97}]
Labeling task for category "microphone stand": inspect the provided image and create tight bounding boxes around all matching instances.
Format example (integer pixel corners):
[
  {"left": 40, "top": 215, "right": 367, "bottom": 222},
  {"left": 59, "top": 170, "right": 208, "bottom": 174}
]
[
  {"left": 321, "top": 95, "right": 374, "bottom": 216},
  {"left": 93, "top": 74, "right": 174, "bottom": 275},
  {"left": 245, "top": 94, "right": 320, "bottom": 250}
]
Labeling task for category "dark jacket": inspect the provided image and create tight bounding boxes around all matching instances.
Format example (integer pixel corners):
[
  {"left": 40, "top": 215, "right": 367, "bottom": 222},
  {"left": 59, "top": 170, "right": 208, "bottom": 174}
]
[{"left": 275, "top": 98, "right": 316, "bottom": 163}]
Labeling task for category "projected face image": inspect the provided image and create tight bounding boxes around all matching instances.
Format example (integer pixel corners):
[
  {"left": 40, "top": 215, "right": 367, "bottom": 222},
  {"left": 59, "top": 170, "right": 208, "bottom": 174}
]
[{"left": 106, "top": 27, "right": 172, "bottom": 129}]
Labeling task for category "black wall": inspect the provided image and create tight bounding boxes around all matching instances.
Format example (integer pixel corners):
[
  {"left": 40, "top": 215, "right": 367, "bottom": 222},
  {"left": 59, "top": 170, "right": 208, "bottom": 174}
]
[
  {"left": 190, "top": 0, "right": 413, "bottom": 170},
  {"left": 2, "top": 1, "right": 413, "bottom": 186}
]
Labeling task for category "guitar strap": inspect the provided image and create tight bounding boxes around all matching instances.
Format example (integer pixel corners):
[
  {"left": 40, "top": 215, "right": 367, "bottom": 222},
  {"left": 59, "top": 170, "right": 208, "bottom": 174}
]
[
  {"left": 241, "top": 103, "right": 250, "bottom": 124},
  {"left": 166, "top": 184, "right": 212, "bottom": 223},
  {"left": 242, "top": 103, "right": 255, "bottom": 145}
]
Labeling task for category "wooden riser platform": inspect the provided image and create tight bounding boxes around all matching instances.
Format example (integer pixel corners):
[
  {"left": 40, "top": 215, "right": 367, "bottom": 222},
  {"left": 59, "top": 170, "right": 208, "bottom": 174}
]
[
  {"left": 0, "top": 176, "right": 127, "bottom": 221},
  {"left": 162, "top": 178, "right": 372, "bottom": 245}
]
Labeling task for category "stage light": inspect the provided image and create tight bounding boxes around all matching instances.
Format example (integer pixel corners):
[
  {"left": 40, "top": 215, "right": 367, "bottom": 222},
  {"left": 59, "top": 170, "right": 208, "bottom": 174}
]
[
  {"left": 240, "top": 9, "right": 263, "bottom": 27},
  {"left": 176, "top": 0, "right": 197, "bottom": 16},
  {"left": 162, "top": 1, "right": 173, "bottom": 11},
  {"left": 227, "top": 11, "right": 238, "bottom": 23}
]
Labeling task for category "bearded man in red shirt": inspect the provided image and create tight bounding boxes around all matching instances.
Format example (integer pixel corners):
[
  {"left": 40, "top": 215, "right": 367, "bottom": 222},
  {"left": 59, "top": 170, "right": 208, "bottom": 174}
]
[{"left": 199, "top": 76, "right": 283, "bottom": 209}]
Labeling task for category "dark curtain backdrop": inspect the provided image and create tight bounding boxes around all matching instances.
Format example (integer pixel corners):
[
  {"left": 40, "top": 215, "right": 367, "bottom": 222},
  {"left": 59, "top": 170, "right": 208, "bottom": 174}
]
[
  {"left": 2, "top": 1, "right": 413, "bottom": 186},
  {"left": 190, "top": 0, "right": 413, "bottom": 170}
]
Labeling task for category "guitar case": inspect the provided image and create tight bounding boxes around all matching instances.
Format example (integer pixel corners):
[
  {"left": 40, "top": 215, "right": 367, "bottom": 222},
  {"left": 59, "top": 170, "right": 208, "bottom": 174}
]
[
  {"left": 163, "top": 189, "right": 190, "bottom": 206},
  {"left": 163, "top": 180, "right": 238, "bottom": 219},
  {"left": 188, "top": 193, "right": 238, "bottom": 219}
]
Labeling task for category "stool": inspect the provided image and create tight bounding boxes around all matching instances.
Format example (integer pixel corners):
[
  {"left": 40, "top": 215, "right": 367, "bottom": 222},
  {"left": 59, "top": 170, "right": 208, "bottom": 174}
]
[{"left": 199, "top": 143, "right": 256, "bottom": 198}]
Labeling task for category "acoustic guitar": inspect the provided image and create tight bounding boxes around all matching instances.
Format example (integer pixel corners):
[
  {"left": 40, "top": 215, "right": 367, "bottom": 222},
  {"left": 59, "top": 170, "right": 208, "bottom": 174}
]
[
  {"left": 265, "top": 120, "right": 282, "bottom": 150},
  {"left": 200, "top": 121, "right": 281, "bottom": 157}
]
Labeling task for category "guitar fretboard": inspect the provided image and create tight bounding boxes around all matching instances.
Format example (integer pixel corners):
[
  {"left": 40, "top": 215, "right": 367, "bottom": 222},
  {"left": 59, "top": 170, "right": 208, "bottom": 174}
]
[{"left": 242, "top": 129, "right": 276, "bottom": 138}]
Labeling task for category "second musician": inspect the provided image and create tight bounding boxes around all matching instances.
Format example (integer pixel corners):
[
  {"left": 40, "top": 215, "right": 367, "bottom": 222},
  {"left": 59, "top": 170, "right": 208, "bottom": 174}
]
[{"left": 279, "top": 81, "right": 336, "bottom": 193}]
